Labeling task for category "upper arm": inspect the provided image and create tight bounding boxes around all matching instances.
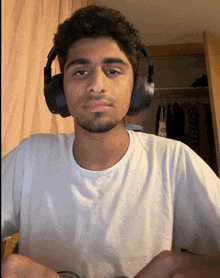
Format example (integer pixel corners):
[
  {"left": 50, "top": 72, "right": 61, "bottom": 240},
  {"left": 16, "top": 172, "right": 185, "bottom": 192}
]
[
  {"left": 172, "top": 143, "right": 220, "bottom": 254},
  {"left": 1, "top": 143, "right": 26, "bottom": 239}
]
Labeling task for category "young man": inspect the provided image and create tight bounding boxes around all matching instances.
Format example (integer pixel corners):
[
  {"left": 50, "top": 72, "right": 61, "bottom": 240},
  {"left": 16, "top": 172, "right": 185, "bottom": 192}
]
[{"left": 2, "top": 5, "right": 220, "bottom": 278}]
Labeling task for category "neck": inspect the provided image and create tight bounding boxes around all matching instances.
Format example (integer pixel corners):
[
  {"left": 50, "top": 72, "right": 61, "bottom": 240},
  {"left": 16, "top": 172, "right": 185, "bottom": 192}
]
[{"left": 73, "top": 122, "right": 130, "bottom": 171}]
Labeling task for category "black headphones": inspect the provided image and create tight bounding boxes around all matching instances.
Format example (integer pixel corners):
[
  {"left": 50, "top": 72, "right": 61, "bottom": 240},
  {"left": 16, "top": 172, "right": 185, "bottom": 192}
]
[{"left": 44, "top": 44, "right": 154, "bottom": 118}]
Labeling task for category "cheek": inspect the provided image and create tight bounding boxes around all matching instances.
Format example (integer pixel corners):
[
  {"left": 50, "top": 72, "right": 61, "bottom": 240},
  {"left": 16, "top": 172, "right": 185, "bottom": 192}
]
[
  {"left": 118, "top": 79, "right": 133, "bottom": 106},
  {"left": 63, "top": 80, "right": 83, "bottom": 107},
  {"left": 114, "top": 84, "right": 133, "bottom": 116}
]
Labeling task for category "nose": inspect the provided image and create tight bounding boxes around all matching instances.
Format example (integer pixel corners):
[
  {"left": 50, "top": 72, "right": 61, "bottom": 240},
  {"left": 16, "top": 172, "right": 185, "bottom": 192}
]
[{"left": 87, "top": 67, "right": 106, "bottom": 94}]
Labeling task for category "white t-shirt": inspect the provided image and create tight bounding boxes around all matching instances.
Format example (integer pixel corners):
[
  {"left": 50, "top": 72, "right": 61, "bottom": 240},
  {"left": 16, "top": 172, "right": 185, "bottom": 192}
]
[{"left": 2, "top": 130, "right": 220, "bottom": 278}]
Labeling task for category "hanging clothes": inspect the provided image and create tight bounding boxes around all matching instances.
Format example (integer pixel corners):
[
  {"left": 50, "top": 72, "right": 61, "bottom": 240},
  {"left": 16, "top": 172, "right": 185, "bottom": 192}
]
[
  {"left": 182, "top": 102, "right": 218, "bottom": 175},
  {"left": 154, "top": 96, "right": 218, "bottom": 176},
  {"left": 155, "top": 105, "right": 161, "bottom": 135},
  {"left": 197, "top": 102, "right": 210, "bottom": 165},
  {"left": 204, "top": 104, "right": 218, "bottom": 174},
  {"left": 155, "top": 105, "right": 167, "bottom": 137},
  {"left": 182, "top": 103, "right": 200, "bottom": 155},
  {"left": 166, "top": 102, "right": 185, "bottom": 142}
]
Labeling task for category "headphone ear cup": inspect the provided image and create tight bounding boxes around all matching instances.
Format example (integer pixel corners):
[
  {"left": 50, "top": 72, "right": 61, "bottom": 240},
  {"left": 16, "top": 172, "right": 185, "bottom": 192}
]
[
  {"left": 44, "top": 74, "right": 71, "bottom": 118},
  {"left": 127, "top": 75, "right": 153, "bottom": 116},
  {"left": 126, "top": 76, "right": 143, "bottom": 116}
]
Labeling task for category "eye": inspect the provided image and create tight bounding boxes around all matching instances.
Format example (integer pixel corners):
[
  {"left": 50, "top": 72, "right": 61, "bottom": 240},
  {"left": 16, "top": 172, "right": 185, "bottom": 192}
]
[
  {"left": 75, "top": 70, "right": 89, "bottom": 76},
  {"left": 106, "top": 69, "right": 120, "bottom": 75}
]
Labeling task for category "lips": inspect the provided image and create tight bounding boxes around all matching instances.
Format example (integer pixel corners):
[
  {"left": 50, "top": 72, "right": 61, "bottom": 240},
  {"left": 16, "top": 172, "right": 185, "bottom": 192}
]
[{"left": 88, "top": 101, "right": 111, "bottom": 112}]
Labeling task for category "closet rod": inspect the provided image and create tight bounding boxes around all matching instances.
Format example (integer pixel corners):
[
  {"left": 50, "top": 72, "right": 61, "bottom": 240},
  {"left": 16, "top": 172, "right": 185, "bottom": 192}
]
[
  {"left": 153, "top": 88, "right": 209, "bottom": 99},
  {"left": 153, "top": 95, "right": 209, "bottom": 99},
  {"left": 155, "top": 87, "right": 208, "bottom": 91}
]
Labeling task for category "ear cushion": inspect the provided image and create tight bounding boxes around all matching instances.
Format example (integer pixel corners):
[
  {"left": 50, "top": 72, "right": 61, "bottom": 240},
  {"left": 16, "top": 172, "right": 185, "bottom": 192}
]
[
  {"left": 44, "top": 74, "right": 71, "bottom": 118},
  {"left": 126, "top": 75, "right": 153, "bottom": 116}
]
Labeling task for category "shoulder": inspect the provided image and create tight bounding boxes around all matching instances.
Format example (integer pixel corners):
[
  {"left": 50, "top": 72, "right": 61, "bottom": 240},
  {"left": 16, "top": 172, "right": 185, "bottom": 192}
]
[
  {"left": 18, "top": 132, "right": 75, "bottom": 151},
  {"left": 2, "top": 133, "right": 75, "bottom": 164},
  {"left": 130, "top": 130, "right": 206, "bottom": 159},
  {"left": 23, "top": 132, "right": 75, "bottom": 144},
  {"left": 129, "top": 131, "right": 219, "bottom": 181},
  {"left": 129, "top": 130, "right": 182, "bottom": 155}
]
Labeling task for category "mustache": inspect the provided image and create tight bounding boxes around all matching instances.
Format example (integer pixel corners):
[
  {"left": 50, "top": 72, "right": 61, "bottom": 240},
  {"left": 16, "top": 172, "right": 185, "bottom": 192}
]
[
  {"left": 89, "top": 94, "right": 104, "bottom": 101},
  {"left": 84, "top": 93, "right": 113, "bottom": 104},
  {"left": 82, "top": 94, "right": 114, "bottom": 108}
]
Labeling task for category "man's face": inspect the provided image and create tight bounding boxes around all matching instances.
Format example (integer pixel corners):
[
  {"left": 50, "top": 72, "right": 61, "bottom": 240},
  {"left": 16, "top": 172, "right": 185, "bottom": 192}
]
[{"left": 63, "top": 37, "right": 134, "bottom": 133}]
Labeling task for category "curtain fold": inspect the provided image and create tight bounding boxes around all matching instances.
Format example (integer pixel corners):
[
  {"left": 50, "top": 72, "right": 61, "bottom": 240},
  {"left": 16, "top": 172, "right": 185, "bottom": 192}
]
[{"left": 2, "top": 0, "right": 93, "bottom": 158}]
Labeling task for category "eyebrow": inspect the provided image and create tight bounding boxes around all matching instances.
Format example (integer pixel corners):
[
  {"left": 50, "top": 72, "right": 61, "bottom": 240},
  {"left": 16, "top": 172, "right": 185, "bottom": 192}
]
[
  {"left": 65, "top": 57, "right": 129, "bottom": 70},
  {"left": 103, "top": 58, "right": 129, "bottom": 67}
]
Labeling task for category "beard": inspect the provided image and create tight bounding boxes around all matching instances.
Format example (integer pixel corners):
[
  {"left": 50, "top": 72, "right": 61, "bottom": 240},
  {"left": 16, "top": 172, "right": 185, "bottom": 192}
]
[{"left": 76, "top": 112, "right": 121, "bottom": 133}]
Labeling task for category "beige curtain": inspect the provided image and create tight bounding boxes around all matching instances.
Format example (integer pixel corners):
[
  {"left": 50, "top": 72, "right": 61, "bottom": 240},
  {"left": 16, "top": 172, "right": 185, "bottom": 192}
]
[
  {"left": 2, "top": 0, "right": 93, "bottom": 159},
  {"left": 1, "top": 0, "right": 93, "bottom": 258}
]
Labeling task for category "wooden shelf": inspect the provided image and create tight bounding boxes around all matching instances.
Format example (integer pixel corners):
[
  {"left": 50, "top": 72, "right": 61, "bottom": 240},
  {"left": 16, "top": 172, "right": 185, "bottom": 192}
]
[
  {"left": 140, "top": 43, "right": 205, "bottom": 60},
  {"left": 155, "top": 87, "right": 208, "bottom": 91},
  {"left": 154, "top": 87, "right": 209, "bottom": 98}
]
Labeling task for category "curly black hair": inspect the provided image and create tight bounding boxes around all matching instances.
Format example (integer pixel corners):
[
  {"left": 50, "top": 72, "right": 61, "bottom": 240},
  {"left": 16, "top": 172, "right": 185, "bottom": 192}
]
[{"left": 53, "top": 5, "right": 142, "bottom": 77}]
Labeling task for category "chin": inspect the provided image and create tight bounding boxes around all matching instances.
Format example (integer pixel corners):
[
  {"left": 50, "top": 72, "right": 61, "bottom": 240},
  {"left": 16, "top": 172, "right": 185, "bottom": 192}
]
[
  {"left": 76, "top": 112, "right": 123, "bottom": 133},
  {"left": 74, "top": 107, "right": 127, "bottom": 133},
  {"left": 78, "top": 120, "right": 119, "bottom": 133}
]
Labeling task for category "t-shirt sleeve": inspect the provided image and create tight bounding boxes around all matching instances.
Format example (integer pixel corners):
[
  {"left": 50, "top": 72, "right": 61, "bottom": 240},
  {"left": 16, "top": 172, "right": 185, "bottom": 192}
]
[
  {"left": 1, "top": 139, "right": 28, "bottom": 239},
  {"left": 172, "top": 142, "right": 220, "bottom": 254}
]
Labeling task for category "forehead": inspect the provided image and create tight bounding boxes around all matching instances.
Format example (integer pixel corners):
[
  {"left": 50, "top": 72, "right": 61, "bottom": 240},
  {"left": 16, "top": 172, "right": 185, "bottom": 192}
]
[{"left": 66, "top": 37, "right": 131, "bottom": 64}]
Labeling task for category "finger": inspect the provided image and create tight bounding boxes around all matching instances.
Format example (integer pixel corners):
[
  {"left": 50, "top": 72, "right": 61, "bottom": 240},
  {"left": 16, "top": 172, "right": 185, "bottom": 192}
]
[{"left": 133, "top": 251, "right": 181, "bottom": 278}]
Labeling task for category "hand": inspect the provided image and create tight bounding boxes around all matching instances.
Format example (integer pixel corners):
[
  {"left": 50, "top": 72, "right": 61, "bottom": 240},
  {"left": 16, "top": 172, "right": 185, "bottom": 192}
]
[
  {"left": 1, "top": 254, "right": 61, "bottom": 278},
  {"left": 133, "top": 250, "right": 220, "bottom": 278}
]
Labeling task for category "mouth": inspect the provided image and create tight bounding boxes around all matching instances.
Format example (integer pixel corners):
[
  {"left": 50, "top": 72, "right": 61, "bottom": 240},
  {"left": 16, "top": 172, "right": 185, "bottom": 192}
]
[{"left": 87, "top": 101, "right": 112, "bottom": 112}]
